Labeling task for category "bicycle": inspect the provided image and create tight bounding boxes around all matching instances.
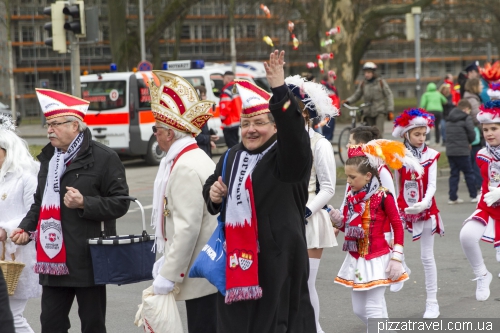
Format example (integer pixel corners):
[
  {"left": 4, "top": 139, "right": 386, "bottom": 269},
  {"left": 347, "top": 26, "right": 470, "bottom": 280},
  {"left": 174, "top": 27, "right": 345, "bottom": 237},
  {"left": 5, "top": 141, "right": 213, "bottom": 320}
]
[{"left": 337, "top": 103, "right": 370, "bottom": 165}]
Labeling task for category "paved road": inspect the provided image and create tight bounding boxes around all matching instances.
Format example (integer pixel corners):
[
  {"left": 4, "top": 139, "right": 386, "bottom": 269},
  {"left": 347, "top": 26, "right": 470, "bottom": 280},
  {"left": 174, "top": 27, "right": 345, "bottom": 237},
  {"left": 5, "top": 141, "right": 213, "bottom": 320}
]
[{"left": 20, "top": 157, "right": 500, "bottom": 332}]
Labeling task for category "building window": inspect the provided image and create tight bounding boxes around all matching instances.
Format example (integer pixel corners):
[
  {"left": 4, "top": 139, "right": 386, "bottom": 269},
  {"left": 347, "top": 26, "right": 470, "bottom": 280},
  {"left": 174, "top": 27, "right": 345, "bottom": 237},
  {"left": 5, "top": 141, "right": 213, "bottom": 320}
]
[
  {"left": 397, "top": 63, "right": 405, "bottom": 76},
  {"left": 379, "top": 63, "right": 388, "bottom": 77},
  {"left": 102, "top": 26, "right": 109, "bottom": 41},
  {"left": 21, "top": 26, "right": 34, "bottom": 42},
  {"left": 429, "top": 62, "right": 439, "bottom": 77},
  {"left": 445, "top": 62, "right": 453, "bottom": 74},
  {"left": 398, "top": 90, "right": 407, "bottom": 98},
  {"left": 180, "top": 25, "right": 191, "bottom": 40},
  {"left": 24, "top": 73, "right": 36, "bottom": 90},
  {"left": 202, "top": 25, "right": 212, "bottom": 39},
  {"left": 247, "top": 25, "right": 256, "bottom": 38}
]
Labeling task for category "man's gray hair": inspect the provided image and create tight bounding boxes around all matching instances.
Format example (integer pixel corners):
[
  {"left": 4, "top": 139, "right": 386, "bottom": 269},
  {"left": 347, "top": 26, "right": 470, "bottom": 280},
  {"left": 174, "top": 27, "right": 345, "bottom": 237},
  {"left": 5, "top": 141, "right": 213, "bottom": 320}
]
[
  {"left": 158, "top": 123, "right": 190, "bottom": 140},
  {"left": 66, "top": 115, "right": 87, "bottom": 132},
  {"left": 267, "top": 113, "right": 275, "bottom": 123}
]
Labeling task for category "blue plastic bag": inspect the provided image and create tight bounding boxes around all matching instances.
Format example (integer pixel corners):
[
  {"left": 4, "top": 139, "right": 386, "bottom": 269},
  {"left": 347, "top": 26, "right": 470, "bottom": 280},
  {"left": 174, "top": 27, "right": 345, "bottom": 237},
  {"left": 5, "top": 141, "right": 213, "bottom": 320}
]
[
  {"left": 188, "top": 149, "right": 230, "bottom": 295},
  {"left": 189, "top": 219, "right": 226, "bottom": 295}
]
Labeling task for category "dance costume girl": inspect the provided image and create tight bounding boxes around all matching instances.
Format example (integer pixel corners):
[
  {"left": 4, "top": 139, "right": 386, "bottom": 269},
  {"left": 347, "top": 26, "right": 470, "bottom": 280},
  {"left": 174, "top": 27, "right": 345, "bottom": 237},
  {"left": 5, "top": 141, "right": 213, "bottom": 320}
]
[{"left": 393, "top": 108, "right": 444, "bottom": 318}]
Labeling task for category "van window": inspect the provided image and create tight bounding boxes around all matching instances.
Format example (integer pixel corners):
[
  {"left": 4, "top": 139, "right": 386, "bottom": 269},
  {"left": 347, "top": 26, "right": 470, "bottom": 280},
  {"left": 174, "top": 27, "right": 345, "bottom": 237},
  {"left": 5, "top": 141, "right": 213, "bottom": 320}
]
[
  {"left": 210, "top": 73, "right": 223, "bottom": 97},
  {"left": 138, "top": 79, "right": 151, "bottom": 108},
  {"left": 183, "top": 76, "right": 205, "bottom": 88},
  {"left": 81, "top": 81, "right": 127, "bottom": 111}
]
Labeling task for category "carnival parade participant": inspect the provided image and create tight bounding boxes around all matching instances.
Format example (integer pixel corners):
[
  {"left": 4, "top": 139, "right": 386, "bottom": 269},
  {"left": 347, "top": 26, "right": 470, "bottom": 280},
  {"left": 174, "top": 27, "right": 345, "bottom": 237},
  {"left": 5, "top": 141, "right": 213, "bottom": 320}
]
[
  {"left": 329, "top": 139, "right": 419, "bottom": 327},
  {"left": 11, "top": 89, "right": 130, "bottom": 333},
  {"left": 393, "top": 108, "right": 444, "bottom": 318},
  {"left": 285, "top": 75, "right": 339, "bottom": 333},
  {"left": 0, "top": 115, "right": 41, "bottom": 332},
  {"left": 459, "top": 100, "right": 500, "bottom": 301},
  {"left": 149, "top": 71, "right": 218, "bottom": 333},
  {"left": 345, "top": 126, "right": 411, "bottom": 306},
  {"left": 203, "top": 50, "right": 316, "bottom": 332}
]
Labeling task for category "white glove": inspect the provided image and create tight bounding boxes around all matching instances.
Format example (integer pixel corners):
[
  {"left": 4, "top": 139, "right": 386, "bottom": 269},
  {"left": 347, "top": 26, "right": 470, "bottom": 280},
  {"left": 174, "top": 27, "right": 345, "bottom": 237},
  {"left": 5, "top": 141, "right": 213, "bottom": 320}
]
[
  {"left": 484, "top": 186, "right": 500, "bottom": 207},
  {"left": 152, "top": 256, "right": 165, "bottom": 279},
  {"left": 386, "top": 260, "right": 404, "bottom": 281},
  {"left": 404, "top": 200, "right": 428, "bottom": 215},
  {"left": 327, "top": 205, "right": 344, "bottom": 228},
  {"left": 153, "top": 274, "right": 175, "bottom": 295}
]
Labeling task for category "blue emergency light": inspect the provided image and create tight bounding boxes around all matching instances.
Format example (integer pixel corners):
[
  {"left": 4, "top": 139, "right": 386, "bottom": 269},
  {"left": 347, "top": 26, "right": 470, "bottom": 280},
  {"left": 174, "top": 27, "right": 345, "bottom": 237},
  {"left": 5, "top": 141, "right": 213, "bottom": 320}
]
[
  {"left": 162, "top": 60, "right": 205, "bottom": 70},
  {"left": 110, "top": 63, "right": 117, "bottom": 72}
]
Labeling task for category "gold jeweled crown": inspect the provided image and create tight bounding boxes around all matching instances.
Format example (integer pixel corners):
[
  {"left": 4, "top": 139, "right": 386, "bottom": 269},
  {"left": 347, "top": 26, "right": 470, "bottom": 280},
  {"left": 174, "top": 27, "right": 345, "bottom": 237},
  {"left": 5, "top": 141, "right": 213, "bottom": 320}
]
[{"left": 149, "top": 71, "right": 214, "bottom": 136}]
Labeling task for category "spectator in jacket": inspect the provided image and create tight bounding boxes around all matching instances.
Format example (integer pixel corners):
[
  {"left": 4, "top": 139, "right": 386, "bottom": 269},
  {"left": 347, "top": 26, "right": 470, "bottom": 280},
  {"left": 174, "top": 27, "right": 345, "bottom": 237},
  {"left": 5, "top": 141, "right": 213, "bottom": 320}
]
[
  {"left": 444, "top": 74, "right": 460, "bottom": 105},
  {"left": 464, "top": 78, "right": 483, "bottom": 125},
  {"left": 465, "top": 62, "right": 490, "bottom": 103},
  {"left": 320, "top": 70, "right": 340, "bottom": 141},
  {"left": 219, "top": 71, "right": 242, "bottom": 148},
  {"left": 439, "top": 83, "right": 454, "bottom": 144},
  {"left": 194, "top": 85, "right": 219, "bottom": 157},
  {"left": 463, "top": 78, "right": 484, "bottom": 191},
  {"left": 445, "top": 99, "right": 477, "bottom": 204},
  {"left": 11, "top": 89, "right": 130, "bottom": 333},
  {"left": 420, "top": 82, "right": 447, "bottom": 144},
  {"left": 344, "top": 62, "right": 394, "bottom": 136}
]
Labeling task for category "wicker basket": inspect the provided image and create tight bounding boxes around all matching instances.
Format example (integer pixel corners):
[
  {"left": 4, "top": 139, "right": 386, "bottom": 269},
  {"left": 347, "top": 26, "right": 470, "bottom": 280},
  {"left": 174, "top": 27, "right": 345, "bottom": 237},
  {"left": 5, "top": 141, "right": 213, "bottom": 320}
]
[{"left": 0, "top": 241, "right": 25, "bottom": 296}]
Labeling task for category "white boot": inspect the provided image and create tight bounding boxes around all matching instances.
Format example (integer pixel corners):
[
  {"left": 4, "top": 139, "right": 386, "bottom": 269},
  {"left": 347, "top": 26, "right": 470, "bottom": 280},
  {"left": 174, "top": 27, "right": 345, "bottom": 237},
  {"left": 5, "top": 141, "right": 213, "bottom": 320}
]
[
  {"left": 423, "top": 300, "right": 440, "bottom": 319},
  {"left": 472, "top": 271, "right": 493, "bottom": 301}
]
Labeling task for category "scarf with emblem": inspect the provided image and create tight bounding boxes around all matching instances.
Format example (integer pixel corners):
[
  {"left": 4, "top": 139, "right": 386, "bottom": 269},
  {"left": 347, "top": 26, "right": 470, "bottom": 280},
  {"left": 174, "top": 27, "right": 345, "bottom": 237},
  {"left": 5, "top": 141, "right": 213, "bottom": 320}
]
[
  {"left": 342, "top": 176, "right": 380, "bottom": 252},
  {"left": 224, "top": 141, "right": 276, "bottom": 304},
  {"left": 34, "top": 132, "right": 84, "bottom": 275}
]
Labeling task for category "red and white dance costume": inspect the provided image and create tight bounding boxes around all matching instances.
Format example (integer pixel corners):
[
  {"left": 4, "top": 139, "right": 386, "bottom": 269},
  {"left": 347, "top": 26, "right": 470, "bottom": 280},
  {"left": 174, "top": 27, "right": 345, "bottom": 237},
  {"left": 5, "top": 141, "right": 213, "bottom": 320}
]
[
  {"left": 393, "top": 108, "right": 443, "bottom": 318},
  {"left": 459, "top": 101, "right": 500, "bottom": 301},
  {"left": 333, "top": 141, "right": 421, "bottom": 326}
]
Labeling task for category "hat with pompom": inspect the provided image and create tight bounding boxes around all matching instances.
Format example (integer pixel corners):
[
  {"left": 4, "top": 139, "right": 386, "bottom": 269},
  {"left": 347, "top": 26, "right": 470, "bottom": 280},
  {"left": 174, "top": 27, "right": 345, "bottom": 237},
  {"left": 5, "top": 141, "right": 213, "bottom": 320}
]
[
  {"left": 477, "top": 100, "right": 500, "bottom": 123},
  {"left": 392, "top": 108, "right": 435, "bottom": 138}
]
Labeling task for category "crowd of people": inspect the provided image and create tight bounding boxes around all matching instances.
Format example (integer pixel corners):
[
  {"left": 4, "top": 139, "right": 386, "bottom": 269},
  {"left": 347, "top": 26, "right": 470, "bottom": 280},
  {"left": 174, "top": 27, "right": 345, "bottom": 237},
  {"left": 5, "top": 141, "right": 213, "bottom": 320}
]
[{"left": 0, "top": 50, "right": 500, "bottom": 333}]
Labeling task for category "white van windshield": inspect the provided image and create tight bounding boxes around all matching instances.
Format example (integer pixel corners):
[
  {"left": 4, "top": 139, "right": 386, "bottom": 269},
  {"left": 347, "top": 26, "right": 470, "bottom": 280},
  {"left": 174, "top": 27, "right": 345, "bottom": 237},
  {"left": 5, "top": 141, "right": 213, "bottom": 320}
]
[{"left": 81, "top": 81, "right": 127, "bottom": 111}]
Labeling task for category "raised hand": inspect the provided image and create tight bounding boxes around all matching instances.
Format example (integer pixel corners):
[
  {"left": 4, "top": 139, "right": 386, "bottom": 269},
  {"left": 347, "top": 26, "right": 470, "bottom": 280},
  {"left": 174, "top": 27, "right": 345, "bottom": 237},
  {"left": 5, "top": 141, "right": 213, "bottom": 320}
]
[{"left": 264, "top": 50, "right": 286, "bottom": 88}]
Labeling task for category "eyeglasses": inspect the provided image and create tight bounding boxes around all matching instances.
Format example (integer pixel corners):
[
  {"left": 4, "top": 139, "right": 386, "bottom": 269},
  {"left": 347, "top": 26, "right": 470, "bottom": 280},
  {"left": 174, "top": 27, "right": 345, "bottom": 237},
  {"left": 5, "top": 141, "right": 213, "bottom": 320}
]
[
  {"left": 240, "top": 121, "right": 272, "bottom": 129},
  {"left": 152, "top": 125, "right": 169, "bottom": 133},
  {"left": 43, "top": 121, "right": 72, "bottom": 129}
]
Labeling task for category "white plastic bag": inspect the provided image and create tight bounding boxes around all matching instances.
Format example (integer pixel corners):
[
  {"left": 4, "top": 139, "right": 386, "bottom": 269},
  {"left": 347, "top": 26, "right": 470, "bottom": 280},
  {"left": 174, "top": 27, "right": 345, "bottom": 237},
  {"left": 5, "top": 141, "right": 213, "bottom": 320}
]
[{"left": 134, "top": 285, "right": 183, "bottom": 333}]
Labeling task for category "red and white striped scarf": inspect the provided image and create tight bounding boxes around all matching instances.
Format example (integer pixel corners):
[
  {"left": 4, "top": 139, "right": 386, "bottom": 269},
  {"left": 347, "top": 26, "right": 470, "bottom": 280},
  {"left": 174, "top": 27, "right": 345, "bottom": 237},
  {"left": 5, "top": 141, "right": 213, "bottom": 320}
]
[
  {"left": 224, "top": 142, "right": 275, "bottom": 304},
  {"left": 35, "top": 132, "right": 83, "bottom": 275}
]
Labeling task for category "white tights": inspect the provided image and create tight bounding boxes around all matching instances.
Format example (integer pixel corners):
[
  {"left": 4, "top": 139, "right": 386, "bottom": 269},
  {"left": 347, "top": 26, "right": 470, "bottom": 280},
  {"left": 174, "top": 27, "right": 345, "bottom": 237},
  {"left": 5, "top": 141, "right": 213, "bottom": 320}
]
[
  {"left": 9, "top": 298, "right": 34, "bottom": 333},
  {"left": 460, "top": 220, "right": 489, "bottom": 277},
  {"left": 308, "top": 258, "right": 323, "bottom": 333},
  {"left": 420, "top": 219, "right": 438, "bottom": 302},
  {"left": 351, "top": 286, "right": 387, "bottom": 327}
]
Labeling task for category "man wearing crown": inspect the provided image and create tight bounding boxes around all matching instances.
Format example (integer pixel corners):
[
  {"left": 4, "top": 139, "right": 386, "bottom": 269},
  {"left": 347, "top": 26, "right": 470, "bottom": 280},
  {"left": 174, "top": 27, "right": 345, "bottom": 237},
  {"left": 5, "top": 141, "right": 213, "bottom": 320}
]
[
  {"left": 203, "top": 50, "right": 316, "bottom": 332},
  {"left": 148, "top": 71, "right": 218, "bottom": 332},
  {"left": 10, "top": 89, "right": 130, "bottom": 333}
]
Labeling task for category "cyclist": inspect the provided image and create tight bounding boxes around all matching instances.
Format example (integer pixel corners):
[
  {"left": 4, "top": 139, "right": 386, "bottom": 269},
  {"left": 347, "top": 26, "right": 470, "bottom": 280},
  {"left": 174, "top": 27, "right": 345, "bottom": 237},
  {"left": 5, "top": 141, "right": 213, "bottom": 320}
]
[{"left": 343, "top": 62, "right": 394, "bottom": 136}]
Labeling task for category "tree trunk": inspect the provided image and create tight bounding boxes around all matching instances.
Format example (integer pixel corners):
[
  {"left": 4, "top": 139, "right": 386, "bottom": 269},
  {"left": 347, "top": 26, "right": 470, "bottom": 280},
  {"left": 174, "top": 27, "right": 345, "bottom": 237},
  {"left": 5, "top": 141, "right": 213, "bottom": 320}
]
[
  {"left": 108, "top": 0, "right": 128, "bottom": 71},
  {"left": 172, "top": 17, "right": 183, "bottom": 61}
]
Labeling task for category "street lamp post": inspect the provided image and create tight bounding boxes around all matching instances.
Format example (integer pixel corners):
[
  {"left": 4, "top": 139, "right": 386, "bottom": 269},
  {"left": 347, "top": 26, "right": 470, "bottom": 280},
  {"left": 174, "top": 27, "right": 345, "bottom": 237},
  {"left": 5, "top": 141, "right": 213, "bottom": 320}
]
[
  {"left": 139, "top": 0, "right": 146, "bottom": 61},
  {"left": 412, "top": 6, "right": 422, "bottom": 104}
]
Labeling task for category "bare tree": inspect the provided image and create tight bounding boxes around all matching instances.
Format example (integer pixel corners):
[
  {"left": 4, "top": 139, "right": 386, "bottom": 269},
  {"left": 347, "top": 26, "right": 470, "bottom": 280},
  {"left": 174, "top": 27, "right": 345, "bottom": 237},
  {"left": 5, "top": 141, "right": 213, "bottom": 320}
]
[{"left": 320, "top": 0, "right": 434, "bottom": 101}]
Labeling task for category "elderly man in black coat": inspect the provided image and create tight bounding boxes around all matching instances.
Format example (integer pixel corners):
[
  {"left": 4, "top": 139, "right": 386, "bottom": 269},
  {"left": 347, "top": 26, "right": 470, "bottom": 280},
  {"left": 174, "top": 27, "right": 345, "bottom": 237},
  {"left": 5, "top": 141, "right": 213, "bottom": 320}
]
[
  {"left": 203, "top": 50, "right": 316, "bottom": 332},
  {"left": 11, "top": 89, "right": 129, "bottom": 333}
]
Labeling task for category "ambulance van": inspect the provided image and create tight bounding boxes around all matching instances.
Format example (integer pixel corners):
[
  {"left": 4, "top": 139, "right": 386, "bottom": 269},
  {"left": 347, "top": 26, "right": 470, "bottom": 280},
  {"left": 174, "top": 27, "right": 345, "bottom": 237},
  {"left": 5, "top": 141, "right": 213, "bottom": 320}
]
[{"left": 80, "top": 60, "right": 220, "bottom": 165}]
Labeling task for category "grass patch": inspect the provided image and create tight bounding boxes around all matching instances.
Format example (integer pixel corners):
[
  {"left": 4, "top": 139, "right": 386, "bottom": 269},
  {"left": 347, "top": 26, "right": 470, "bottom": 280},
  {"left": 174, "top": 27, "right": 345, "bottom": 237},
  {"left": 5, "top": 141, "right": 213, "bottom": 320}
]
[
  {"left": 437, "top": 153, "right": 449, "bottom": 169},
  {"left": 29, "top": 145, "right": 44, "bottom": 158}
]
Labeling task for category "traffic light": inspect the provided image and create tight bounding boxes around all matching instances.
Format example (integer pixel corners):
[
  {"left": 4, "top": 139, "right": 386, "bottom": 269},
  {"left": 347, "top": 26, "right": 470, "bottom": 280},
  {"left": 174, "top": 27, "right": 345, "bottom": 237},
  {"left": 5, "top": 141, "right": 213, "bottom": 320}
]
[
  {"left": 63, "top": 1, "right": 86, "bottom": 38},
  {"left": 43, "top": 2, "right": 67, "bottom": 53}
]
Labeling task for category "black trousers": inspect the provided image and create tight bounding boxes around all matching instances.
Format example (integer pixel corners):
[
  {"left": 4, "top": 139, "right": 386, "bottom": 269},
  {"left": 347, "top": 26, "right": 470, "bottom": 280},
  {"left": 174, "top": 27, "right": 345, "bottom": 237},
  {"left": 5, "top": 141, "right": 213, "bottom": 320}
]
[
  {"left": 40, "top": 285, "right": 107, "bottom": 333},
  {"left": 223, "top": 126, "right": 240, "bottom": 149},
  {"left": 0, "top": 270, "right": 15, "bottom": 333},
  {"left": 185, "top": 293, "right": 217, "bottom": 333}
]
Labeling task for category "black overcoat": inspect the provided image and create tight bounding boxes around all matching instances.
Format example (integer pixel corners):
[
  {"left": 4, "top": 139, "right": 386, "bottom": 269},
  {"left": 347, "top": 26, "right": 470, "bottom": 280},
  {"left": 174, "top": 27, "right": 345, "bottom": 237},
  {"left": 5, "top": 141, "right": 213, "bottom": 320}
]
[
  {"left": 203, "top": 85, "right": 316, "bottom": 333},
  {"left": 19, "top": 128, "right": 130, "bottom": 287}
]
